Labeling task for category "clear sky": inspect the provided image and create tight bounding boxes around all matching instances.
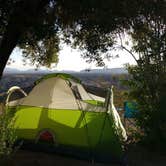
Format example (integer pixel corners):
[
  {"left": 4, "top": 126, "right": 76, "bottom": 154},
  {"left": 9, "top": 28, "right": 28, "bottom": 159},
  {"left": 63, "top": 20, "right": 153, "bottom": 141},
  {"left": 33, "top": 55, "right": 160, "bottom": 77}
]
[{"left": 6, "top": 44, "right": 136, "bottom": 71}]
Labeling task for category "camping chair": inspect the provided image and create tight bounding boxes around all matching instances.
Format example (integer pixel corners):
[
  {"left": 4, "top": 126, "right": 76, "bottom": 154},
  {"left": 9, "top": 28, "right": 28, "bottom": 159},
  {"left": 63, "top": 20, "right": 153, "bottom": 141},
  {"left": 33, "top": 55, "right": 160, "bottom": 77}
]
[{"left": 123, "top": 101, "right": 138, "bottom": 128}]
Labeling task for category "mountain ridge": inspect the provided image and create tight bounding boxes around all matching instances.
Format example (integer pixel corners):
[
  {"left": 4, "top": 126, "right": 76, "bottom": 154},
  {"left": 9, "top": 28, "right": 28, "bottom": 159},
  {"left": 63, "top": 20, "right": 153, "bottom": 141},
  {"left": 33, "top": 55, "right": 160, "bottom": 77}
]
[{"left": 4, "top": 67, "right": 127, "bottom": 74}]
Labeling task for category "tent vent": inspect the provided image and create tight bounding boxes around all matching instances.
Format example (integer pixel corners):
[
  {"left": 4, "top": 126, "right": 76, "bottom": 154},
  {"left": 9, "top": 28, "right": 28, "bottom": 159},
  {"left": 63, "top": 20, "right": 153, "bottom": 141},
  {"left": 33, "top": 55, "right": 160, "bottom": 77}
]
[{"left": 38, "top": 130, "right": 54, "bottom": 143}]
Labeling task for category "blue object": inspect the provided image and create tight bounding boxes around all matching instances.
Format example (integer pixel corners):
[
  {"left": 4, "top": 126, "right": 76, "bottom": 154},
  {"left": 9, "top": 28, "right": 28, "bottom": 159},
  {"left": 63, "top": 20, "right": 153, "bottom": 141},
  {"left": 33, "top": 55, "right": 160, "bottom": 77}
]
[{"left": 124, "top": 101, "right": 138, "bottom": 118}]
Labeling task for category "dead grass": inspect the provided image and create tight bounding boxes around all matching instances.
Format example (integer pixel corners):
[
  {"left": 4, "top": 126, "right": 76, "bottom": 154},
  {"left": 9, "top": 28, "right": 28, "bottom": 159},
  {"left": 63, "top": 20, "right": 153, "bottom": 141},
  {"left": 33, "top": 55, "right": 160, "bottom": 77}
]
[{"left": 0, "top": 103, "right": 5, "bottom": 115}]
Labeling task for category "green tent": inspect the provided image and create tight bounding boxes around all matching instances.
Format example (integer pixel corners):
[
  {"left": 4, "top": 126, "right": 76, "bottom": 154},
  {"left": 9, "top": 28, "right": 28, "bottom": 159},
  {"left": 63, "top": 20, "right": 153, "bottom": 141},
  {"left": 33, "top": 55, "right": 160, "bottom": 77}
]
[{"left": 6, "top": 73, "right": 127, "bottom": 163}]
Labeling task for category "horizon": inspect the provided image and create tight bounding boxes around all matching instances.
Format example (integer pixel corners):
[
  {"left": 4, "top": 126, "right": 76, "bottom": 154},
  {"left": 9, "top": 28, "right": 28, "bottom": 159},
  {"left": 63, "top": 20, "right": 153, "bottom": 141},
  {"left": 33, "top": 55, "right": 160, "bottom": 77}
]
[
  {"left": 6, "top": 44, "right": 136, "bottom": 72},
  {"left": 4, "top": 66, "right": 127, "bottom": 74}
]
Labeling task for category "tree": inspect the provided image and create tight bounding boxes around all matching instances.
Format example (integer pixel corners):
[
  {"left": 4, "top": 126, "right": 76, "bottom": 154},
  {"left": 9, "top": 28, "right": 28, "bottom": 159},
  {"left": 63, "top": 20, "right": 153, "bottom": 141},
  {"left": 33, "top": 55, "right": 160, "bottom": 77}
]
[
  {"left": 1, "top": 0, "right": 165, "bottom": 78},
  {"left": 0, "top": 0, "right": 59, "bottom": 76},
  {"left": 124, "top": 9, "right": 166, "bottom": 149}
]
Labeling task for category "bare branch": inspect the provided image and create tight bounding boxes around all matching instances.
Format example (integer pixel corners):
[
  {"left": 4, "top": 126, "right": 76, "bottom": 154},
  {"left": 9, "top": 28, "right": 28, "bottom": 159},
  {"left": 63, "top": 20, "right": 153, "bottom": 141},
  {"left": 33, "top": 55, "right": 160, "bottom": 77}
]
[{"left": 116, "top": 33, "right": 138, "bottom": 63}]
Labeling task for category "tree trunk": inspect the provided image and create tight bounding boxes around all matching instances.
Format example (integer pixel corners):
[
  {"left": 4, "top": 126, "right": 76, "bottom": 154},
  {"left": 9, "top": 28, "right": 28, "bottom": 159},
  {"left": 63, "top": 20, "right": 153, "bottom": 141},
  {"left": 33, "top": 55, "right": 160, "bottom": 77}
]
[
  {"left": 0, "top": 0, "right": 50, "bottom": 78},
  {"left": 0, "top": 24, "right": 23, "bottom": 78}
]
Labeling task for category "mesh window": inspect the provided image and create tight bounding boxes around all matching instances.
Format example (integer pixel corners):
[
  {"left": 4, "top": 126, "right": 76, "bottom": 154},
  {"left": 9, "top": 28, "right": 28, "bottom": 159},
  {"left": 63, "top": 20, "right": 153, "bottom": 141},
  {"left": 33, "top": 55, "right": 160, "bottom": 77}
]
[{"left": 71, "top": 85, "right": 82, "bottom": 100}]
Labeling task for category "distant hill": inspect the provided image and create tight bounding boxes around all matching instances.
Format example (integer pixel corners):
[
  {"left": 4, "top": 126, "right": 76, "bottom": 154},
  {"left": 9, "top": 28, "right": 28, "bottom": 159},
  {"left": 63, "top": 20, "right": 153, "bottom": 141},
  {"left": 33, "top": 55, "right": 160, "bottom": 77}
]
[
  {"left": 3, "top": 67, "right": 21, "bottom": 74},
  {"left": 3, "top": 68, "right": 53, "bottom": 74},
  {"left": 4, "top": 67, "right": 127, "bottom": 74},
  {"left": 80, "top": 68, "right": 127, "bottom": 74}
]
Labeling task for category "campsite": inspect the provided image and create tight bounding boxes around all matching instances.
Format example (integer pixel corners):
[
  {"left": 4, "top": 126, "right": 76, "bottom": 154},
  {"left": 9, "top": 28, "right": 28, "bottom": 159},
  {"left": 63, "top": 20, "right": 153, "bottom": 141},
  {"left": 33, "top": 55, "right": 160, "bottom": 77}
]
[
  {"left": 0, "top": 1, "right": 166, "bottom": 166},
  {"left": 0, "top": 71, "right": 166, "bottom": 165}
]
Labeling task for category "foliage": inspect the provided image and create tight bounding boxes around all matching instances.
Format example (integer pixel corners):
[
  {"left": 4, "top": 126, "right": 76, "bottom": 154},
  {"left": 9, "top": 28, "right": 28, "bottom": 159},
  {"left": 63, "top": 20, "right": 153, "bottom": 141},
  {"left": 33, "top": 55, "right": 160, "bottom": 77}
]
[
  {"left": 0, "top": 0, "right": 166, "bottom": 75},
  {"left": 0, "top": 107, "right": 17, "bottom": 159},
  {"left": 0, "top": 0, "right": 60, "bottom": 70},
  {"left": 20, "top": 36, "right": 60, "bottom": 68},
  {"left": 124, "top": 13, "right": 166, "bottom": 150}
]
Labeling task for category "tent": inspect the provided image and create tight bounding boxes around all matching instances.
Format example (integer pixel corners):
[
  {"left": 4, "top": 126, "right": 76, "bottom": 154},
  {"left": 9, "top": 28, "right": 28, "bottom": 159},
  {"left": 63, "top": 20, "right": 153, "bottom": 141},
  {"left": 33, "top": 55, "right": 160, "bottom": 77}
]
[{"left": 6, "top": 73, "right": 127, "bottom": 163}]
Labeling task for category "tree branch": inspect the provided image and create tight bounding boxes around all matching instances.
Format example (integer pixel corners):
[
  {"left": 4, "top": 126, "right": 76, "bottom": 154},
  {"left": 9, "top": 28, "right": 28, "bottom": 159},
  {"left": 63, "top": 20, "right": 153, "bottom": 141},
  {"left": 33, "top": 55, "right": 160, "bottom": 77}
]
[
  {"left": 117, "top": 33, "right": 138, "bottom": 63},
  {"left": 0, "top": 0, "right": 50, "bottom": 78}
]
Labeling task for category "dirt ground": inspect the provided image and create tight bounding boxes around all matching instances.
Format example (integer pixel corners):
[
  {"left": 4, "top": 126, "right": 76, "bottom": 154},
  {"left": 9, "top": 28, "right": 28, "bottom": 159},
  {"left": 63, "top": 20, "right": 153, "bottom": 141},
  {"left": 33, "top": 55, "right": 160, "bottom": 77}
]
[
  {"left": 1, "top": 146, "right": 165, "bottom": 166},
  {"left": 126, "top": 144, "right": 166, "bottom": 166},
  {"left": 6, "top": 150, "right": 119, "bottom": 166}
]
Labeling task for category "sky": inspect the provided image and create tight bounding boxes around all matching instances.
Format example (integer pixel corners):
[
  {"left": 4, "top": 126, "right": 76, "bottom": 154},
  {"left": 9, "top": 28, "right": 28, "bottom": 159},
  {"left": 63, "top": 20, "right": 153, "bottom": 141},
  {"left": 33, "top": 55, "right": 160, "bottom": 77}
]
[{"left": 6, "top": 44, "right": 136, "bottom": 71}]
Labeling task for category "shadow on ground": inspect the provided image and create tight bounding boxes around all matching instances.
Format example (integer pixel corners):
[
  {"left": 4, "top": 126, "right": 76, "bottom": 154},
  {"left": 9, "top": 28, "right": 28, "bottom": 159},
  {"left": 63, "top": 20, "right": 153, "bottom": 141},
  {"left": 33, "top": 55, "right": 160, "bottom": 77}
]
[
  {"left": 7, "top": 150, "right": 119, "bottom": 166},
  {"left": 126, "top": 144, "right": 166, "bottom": 166}
]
